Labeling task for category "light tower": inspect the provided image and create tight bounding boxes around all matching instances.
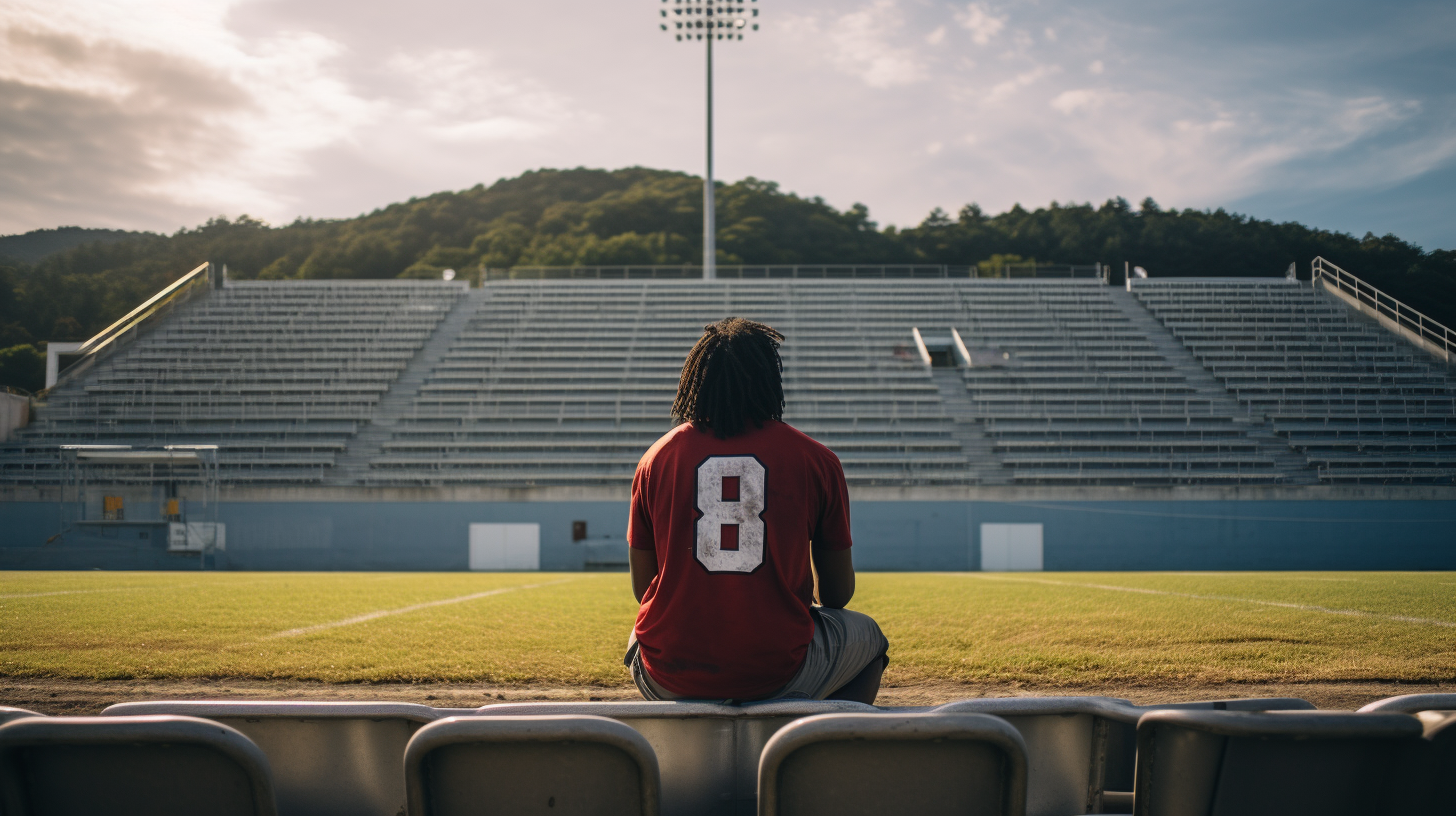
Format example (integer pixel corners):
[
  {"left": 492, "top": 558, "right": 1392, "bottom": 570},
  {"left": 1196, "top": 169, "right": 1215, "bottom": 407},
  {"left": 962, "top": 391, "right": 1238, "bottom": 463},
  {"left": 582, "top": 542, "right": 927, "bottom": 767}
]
[{"left": 661, "top": 0, "right": 759, "bottom": 280}]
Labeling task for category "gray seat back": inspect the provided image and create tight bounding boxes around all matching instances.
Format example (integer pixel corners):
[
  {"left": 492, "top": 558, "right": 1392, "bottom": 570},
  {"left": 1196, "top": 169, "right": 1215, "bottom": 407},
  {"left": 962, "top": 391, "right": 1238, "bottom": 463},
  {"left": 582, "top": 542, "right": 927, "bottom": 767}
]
[
  {"left": 934, "top": 696, "right": 1139, "bottom": 816},
  {"left": 0, "top": 714, "right": 277, "bottom": 816},
  {"left": 0, "top": 708, "right": 42, "bottom": 726},
  {"left": 1134, "top": 710, "right": 1424, "bottom": 816},
  {"left": 1357, "top": 693, "right": 1456, "bottom": 713},
  {"left": 1101, "top": 696, "right": 1316, "bottom": 805},
  {"left": 477, "top": 699, "right": 875, "bottom": 816},
  {"left": 1419, "top": 713, "right": 1456, "bottom": 809},
  {"left": 102, "top": 701, "right": 439, "bottom": 816},
  {"left": 406, "top": 715, "right": 660, "bottom": 816},
  {"left": 757, "top": 712, "right": 1028, "bottom": 816}
]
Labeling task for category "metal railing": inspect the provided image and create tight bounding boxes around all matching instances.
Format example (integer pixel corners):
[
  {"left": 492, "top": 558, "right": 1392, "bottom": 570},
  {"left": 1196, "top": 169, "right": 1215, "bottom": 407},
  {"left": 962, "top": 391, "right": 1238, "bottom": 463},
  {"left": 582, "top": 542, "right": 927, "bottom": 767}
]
[
  {"left": 1312, "top": 256, "right": 1453, "bottom": 362},
  {"left": 486, "top": 264, "right": 1104, "bottom": 281},
  {"left": 50, "top": 262, "right": 216, "bottom": 392}
]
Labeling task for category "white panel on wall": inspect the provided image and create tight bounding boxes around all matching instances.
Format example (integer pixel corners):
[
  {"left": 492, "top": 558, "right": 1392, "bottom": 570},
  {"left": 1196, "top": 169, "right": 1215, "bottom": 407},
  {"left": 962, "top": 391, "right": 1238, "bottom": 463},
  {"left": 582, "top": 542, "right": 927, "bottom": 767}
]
[
  {"left": 469, "top": 523, "right": 541, "bottom": 571},
  {"left": 979, "top": 523, "right": 1044, "bottom": 571}
]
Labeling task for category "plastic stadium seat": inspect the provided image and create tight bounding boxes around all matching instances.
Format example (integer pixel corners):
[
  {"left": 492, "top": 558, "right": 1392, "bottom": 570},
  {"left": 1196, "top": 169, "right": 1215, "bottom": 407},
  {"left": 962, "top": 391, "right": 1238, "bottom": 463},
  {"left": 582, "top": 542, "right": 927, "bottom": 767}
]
[
  {"left": 932, "top": 696, "right": 1316, "bottom": 816},
  {"left": 102, "top": 701, "right": 441, "bottom": 816},
  {"left": 0, "top": 714, "right": 277, "bottom": 816},
  {"left": 757, "top": 712, "right": 1028, "bottom": 816},
  {"left": 476, "top": 700, "right": 876, "bottom": 816},
  {"left": 935, "top": 696, "right": 1140, "bottom": 816},
  {"left": 1103, "top": 697, "right": 1316, "bottom": 811},
  {"left": 1132, "top": 710, "right": 1425, "bottom": 816},
  {"left": 0, "top": 707, "right": 42, "bottom": 726},
  {"left": 405, "top": 714, "right": 660, "bottom": 816},
  {"left": 1356, "top": 692, "right": 1456, "bottom": 714},
  {"left": 1408, "top": 712, "right": 1456, "bottom": 813}
]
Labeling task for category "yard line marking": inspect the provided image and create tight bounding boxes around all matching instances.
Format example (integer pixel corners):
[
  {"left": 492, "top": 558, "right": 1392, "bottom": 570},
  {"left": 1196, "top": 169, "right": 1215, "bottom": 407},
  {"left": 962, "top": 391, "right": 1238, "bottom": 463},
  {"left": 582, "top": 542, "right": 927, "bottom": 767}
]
[
  {"left": 262, "top": 579, "right": 575, "bottom": 640},
  {"left": 965, "top": 574, "right": 1456, "bottom": 628}
]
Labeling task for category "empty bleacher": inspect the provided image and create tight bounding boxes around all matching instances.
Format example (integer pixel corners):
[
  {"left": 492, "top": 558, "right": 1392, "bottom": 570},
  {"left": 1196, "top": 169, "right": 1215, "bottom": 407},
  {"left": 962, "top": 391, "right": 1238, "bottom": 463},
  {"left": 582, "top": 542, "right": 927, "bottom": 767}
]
[
  {"left": 0, "top": 281, "right": 466, "bottom": 485},
  {"left": 1135, "top": 279, "right": 1456, "bottom": 484},
  {"left": 950, "top": 282, "right": 1280, "bottom": 485},
  {"left": 369, "top": 281, "right": 966, "bottom": 487},
  {"left": 3, "top": 272, "right": 1452, "bottom": 489}
]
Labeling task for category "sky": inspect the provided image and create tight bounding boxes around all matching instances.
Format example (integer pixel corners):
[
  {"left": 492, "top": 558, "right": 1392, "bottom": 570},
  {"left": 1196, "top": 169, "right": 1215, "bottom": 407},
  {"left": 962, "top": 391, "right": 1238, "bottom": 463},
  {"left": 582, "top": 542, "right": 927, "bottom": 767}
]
[{"left": 1, "top": 0, "right": 1453, "bottom": 250}]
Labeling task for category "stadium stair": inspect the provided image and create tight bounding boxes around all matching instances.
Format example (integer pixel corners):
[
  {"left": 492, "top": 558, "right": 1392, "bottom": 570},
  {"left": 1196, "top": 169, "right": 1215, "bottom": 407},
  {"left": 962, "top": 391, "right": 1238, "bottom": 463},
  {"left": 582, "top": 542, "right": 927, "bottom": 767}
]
[
  {"left": 931, "top": 368, "right": 1001, "bottom": 484},
  {"left": 332, "top": 289, "right": 488, "bottom": 482},
  {"left": 1108, "top": 288, "right": 1315, "bottom": 484}
]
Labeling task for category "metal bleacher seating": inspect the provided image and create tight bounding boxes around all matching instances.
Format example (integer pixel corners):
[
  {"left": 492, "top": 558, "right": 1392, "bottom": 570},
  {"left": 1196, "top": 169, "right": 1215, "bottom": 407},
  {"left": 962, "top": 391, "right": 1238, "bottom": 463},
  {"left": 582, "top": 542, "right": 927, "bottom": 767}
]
[
  {"left": 0, "top": 281, "right": 465, "bottom": 485},
  {"left": 368, "top": 281, "right": 970, "bottom": 487},
  {"left": 951, "top": 282, "right": 1280, "bottom": 485},
  {"left": 1135, "top": 279, "right": 1456, "bottom": 484},
  {"left": 3, "top": 273, "right": 1450, "bottom": 488},
  {"left": 17, "top": 694, "right": 1454, "bottom": 816}
]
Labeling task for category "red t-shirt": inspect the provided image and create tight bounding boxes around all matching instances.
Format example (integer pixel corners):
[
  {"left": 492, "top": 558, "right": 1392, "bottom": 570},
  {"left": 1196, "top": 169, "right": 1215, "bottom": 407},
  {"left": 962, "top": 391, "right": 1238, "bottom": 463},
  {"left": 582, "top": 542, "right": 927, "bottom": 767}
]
[{"left": 628, "top": 419, "right": 853, "bottom": 699}]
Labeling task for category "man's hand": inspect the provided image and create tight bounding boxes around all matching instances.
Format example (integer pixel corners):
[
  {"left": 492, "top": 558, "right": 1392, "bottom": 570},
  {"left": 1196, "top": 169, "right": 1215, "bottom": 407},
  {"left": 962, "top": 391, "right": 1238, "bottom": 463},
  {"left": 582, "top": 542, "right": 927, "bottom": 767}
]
[
  {"left": 811, "top": 546, "right": 855, "bottom": 608},
  {"left": 629, "top": 547, "right": 659, "bottom": 604}
]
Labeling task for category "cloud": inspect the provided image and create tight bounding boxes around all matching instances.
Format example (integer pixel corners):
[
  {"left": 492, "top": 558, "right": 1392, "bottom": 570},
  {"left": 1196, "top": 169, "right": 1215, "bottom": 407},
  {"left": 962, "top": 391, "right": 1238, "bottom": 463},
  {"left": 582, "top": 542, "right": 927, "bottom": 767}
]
[
  {"left": 986, "top": 65, "right": 1060, "bottom": 103},
  {"left": 0, "top": 0, "right": 1453, "bottom": 251},
  {"left": 791, "top": 0, "right": 928, "bottom": 88},
  {"left": 956, "top": 3, "right": 1006, "bottom": 46}
]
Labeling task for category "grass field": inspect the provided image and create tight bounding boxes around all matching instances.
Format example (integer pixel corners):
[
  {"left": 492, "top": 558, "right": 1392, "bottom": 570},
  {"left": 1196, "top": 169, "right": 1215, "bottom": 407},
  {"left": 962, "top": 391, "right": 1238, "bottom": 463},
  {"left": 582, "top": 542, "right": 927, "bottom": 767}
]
[{"left": 2, "top": 571, "right": 1454, "bottom": 688}]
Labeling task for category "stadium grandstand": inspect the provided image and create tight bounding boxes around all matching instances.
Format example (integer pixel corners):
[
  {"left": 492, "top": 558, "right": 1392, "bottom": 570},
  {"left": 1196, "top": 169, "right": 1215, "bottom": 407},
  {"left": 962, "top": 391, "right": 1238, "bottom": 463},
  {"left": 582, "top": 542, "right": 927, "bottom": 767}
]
[{"left": 1, "top": 260, "right": 1453, "bottom": 571}]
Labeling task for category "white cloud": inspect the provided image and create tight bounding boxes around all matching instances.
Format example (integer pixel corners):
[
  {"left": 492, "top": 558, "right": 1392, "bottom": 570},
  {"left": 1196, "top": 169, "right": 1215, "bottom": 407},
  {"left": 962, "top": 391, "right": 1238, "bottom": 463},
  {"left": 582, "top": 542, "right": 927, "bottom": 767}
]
[
  {"left": 790, "top": 0, "right": 928, "bottom": 88},
  {"left": 986, "top": 65, "right": 1060, "bottom": 103},
  {"left": 0, "top": 0, "right": 1452, "bottom": 250},
  {"left": 957, "top": 3, "right": 1006, "bottom": 46}
]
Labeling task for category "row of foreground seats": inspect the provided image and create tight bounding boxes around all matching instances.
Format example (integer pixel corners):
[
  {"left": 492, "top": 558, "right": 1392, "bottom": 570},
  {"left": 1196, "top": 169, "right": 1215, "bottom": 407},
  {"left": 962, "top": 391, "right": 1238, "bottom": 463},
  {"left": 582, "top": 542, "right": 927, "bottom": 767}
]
[{"left": 0, "top": 694, "right": 1452, "bottom": 816}]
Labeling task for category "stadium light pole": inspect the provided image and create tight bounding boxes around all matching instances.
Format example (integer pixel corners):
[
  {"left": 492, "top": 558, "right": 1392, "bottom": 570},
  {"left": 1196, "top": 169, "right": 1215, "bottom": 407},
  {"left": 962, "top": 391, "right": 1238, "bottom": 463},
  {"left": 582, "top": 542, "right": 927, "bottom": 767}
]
[{"left": 661, "top": 0, "right": 759, "bottom": 280}]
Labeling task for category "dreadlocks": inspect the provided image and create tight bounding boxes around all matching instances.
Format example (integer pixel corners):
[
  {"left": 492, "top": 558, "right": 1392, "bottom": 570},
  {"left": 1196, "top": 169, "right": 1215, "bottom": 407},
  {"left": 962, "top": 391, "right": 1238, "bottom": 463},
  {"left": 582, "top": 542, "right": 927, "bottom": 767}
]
[{"left": 672, "top": 317, "right": 786, "bottom": 439}]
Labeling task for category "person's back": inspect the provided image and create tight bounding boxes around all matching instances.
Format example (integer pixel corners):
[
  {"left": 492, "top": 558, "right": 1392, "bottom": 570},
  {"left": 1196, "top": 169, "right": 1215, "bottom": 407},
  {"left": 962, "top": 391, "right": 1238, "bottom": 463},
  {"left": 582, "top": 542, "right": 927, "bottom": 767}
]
[{"left": 625, "top": 318, "right": 889, "bottom": 703}]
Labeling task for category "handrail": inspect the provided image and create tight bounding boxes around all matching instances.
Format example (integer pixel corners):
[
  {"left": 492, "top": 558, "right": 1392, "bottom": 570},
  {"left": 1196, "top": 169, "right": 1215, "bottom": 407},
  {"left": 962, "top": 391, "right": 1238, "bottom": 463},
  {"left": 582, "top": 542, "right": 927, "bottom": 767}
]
[
  {"left": 1311, "top": 256, "right": 1453, "bottom": 360},
  {"left": 74, "top": 262, "right": 211, "bottom": 356},
  {"left": 487, "top": 264, "right": 1103, "bottom": 281},
  {"left": 50, "top": 261, "right": 214, "bottom": 391}
]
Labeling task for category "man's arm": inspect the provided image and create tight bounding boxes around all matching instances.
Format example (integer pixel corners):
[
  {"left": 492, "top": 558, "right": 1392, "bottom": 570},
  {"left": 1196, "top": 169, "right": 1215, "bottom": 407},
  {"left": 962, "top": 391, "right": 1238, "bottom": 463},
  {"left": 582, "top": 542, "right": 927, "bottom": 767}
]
[
  {"left": 630, "top": 548, "right": 659, "bottom": 604},
  {"left": 811, "top": 545, "right": 855, "bottom": 608}
]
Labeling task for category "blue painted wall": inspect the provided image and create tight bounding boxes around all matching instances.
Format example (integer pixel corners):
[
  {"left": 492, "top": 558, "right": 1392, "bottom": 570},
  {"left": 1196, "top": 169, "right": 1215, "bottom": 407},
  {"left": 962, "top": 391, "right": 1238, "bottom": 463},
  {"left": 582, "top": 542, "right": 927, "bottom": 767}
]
[{"left": 1, "top": 499, "right": 1453, "bottom": 570}]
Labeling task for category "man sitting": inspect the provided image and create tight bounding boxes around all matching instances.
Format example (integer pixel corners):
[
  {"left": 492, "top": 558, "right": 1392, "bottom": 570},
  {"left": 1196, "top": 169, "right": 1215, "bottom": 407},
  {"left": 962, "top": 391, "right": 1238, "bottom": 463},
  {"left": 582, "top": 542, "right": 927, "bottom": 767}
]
[{"left": 625, "top": 317, "right": 889, "bottom": 703}]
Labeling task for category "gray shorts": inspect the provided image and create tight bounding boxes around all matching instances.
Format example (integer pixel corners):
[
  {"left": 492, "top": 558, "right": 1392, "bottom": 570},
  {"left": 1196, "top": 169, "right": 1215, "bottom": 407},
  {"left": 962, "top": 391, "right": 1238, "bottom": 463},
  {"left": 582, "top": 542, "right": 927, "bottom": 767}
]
[{"left": 627, "top": 607, "right": 889, "bottom": 701}]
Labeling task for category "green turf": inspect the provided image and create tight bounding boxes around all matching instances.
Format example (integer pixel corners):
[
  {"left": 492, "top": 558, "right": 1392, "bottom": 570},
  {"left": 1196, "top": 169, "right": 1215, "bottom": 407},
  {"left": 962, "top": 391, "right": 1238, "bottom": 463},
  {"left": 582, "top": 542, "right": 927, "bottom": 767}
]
[{"left": 1, "top": 571, "right": 1453, "bottom": 686}]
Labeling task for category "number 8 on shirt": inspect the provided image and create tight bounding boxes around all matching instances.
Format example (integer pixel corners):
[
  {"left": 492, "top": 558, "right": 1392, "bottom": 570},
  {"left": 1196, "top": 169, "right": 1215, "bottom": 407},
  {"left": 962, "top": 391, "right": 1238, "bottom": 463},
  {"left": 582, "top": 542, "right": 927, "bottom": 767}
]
[{"left": 695, "top": 455, "right": 766, "bottom": 573}]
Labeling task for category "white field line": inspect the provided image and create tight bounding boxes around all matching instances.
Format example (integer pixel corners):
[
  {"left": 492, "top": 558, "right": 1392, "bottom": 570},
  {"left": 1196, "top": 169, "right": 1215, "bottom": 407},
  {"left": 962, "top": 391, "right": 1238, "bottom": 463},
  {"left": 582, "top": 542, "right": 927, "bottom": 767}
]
[
  {"left": 262, "top": 579, "right": 575, "bottom": 640},
  {"left": 966, "top": 574, "right": 1456, "bottom": 628},
  {"left": 0, "top": 587, "right": 155, "bottom": 599}
]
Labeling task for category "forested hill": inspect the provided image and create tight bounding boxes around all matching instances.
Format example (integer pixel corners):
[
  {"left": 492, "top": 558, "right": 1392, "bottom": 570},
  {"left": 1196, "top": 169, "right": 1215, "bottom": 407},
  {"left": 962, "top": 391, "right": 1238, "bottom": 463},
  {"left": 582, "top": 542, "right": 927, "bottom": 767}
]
[
  {"left": 0, "top": 227, "right": 147, "bottom": 266},
  {"left": 1, "top": 166, "right": 1453, "bottom": 392}
]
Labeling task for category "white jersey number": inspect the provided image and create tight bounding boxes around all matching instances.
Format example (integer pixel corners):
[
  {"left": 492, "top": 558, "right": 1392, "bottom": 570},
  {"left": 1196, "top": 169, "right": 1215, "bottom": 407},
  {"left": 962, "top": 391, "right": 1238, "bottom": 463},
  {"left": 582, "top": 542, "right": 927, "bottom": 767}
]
[{"left": 695, "top": 456, "right": 767, "bottom": 573}]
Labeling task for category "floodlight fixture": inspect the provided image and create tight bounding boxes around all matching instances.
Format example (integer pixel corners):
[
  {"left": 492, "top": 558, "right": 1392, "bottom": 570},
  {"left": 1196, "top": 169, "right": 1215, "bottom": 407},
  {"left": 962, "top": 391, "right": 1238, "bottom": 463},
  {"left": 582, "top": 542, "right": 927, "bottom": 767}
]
[{"left": 660, "top": 0, "right": 760, "bottom": 280}]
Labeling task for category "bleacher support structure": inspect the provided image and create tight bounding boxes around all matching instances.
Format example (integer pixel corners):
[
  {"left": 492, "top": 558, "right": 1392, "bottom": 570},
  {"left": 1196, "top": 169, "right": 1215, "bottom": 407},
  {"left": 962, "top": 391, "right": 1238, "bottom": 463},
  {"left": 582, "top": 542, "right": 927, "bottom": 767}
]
[{"left": 1, "top": 265, "right": 1453, "bottom": 570}]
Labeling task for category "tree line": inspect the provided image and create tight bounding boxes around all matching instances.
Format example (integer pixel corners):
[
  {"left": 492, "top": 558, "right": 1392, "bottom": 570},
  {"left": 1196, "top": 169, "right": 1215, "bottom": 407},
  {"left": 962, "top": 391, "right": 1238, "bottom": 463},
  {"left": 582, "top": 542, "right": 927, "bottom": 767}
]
[{"left": 2, "top": 166, "right": 1453, "bottom": 393}]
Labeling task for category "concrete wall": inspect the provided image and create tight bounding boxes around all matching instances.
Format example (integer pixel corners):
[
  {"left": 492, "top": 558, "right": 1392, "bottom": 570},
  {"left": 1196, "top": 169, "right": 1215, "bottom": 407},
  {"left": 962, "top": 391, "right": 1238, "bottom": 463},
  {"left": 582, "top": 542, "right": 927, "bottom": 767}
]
[
  {"left": 2, "top": 498, "right": 1453, "bottom": 571},
  {"left": 0, "top": 392, "right": 28, "bottom": 443}
]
